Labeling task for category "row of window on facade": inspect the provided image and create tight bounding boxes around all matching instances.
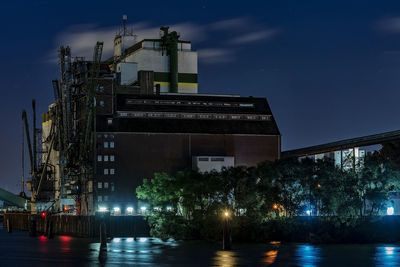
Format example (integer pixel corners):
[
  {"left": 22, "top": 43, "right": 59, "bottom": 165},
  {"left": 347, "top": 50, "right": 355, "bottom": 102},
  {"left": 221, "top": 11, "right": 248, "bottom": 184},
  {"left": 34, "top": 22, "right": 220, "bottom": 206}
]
[
  {"left": 104, "top": 141, "right": 115, "bottom": 148},
  {"left": 118, "top": 111, "right": 271, "bottom": 121},
  {"left": 98, "top": 195, "right": 109, "bottom": 202},
  {"left": 102, "top": 168, "right": 115, "bottom": 175},
  {"left": 125, "top": 99, "right": 255, "bottom": 108},
  {"left": 98, "top": 181, "right": 115, "bottom": 190},
  {"left": 98, "top": 155, "right": 115, "bottom": 162}
]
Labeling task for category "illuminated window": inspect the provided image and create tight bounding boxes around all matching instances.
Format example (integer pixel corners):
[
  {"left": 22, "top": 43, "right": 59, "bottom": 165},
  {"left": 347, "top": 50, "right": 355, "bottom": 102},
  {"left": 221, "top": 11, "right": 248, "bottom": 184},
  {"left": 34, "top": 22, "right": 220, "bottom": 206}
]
[
  {"left": 104, "top": 155, "right": 109, "bottom": 162},
  {"left": 104, "top": 169, "right": 109, "bottom": 175},
  {"left": 111, "top": 183, "right": 115, "bottom": 192},
  {"left": 97, "top": 155, "right": 102, "bottom": 161},
  {"left": 110, "top": 168, "right": 115, "bottom": 175},
  {"left": 98, "top": 196, "right": 102, "bottom": 202},
  {"left": 110, "top": 155, "right": 115, "bottom": 161},
  {"left": 99, "top": 100, "right": 105, "bottom": 107},
  {"left": 110, "top": 141, "right": 115, "bottom": 148},
  {"left": 107, "top": 119, "right": 113, "bottom": 125},
  {"left": 104, "top": 182, "right": 109, "bottom": 189},
  {"left": 104, "top": 195, "right": 108, "bottom": 201},
  {"left": 104, "top": 142, "right": 109, "bottom": 148},
  {"left": 98, "top": 182, "right": 102, "bottom": 189}
]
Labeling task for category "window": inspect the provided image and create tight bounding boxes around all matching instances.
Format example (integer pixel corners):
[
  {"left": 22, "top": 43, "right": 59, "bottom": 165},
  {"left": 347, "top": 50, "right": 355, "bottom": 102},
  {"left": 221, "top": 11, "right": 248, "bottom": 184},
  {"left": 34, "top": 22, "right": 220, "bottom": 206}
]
[
  {"left": 211, "top": 157, "right": 225, "bottom": 162},
  {"left": 198, "top": 157, "right": 209, "bottom": 162},
  {"left": 110, "top": 141, "right": 115, "bottom": 148},
  {"left": 99, "top": 100, "right": 105, "bottom": 107},
  {"left": 104, "top": 142, "right": 109, "bottom": 148},
  {"left": 107, "top": 118, "right": 113, "bottom": 125},
  {"left": 111, "top": 183, "right": 115, "bottom": 192},
  {"left": 98, "top": 196, "right": 102, "bottom": 202},
  {"left": 104, "top": 169, "right": 109, "bottom": 175},
  {"left": 104, "top": 155, "right": 109, "bottom": 162},
  {"left": 104, "top": 182, "right": 109, "bottom": 189},
  {"left": 110, "top": 168, "right": 115, "bottom": 175},
  {"left": 110, "top": 155, "right": 115, "bottom": 161},
  {"left": 98, "top": 182, "right": 102, "bottom": 189},
  {"left": 104, "top": 195, "right": 109, "bottom": 201},
  {"left": 97, "top": 155, "right": 102, "bottom": 162}
]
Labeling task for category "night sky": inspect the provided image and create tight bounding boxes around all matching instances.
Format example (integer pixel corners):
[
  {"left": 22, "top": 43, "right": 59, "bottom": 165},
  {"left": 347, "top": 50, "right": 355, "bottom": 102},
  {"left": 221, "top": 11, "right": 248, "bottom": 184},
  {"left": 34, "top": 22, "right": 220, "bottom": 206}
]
[{"left": 1, "top": 0, "right": 400, "bottom": 193}]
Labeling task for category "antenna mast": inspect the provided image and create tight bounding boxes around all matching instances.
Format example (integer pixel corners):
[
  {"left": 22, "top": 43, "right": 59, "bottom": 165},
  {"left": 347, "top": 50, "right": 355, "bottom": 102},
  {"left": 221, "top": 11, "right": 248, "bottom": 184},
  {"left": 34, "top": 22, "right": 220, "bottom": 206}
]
[
  {"left": 122, "top": 14, "right": 127, "bottom": 36},
  {"left": 22, "top": 119, "right": 25, "bottom": 194}
]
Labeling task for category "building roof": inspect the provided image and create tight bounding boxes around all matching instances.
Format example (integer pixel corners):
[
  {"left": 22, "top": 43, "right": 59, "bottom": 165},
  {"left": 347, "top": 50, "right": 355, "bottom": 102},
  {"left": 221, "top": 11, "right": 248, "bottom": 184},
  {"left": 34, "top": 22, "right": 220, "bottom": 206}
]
[
  {"left": 282, "top": 129, "right": 400, "bottom": 158},
  {"left": 98, "top": 93, "right": 280, "bottom": 135}
]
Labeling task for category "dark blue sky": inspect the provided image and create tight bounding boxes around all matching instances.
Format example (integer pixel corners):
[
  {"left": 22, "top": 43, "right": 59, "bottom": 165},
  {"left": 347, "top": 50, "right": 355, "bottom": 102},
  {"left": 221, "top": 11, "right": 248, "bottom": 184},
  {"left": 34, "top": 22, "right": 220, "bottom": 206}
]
[{"left": 2, "top": 0, "right": 400, "bottom": 192}]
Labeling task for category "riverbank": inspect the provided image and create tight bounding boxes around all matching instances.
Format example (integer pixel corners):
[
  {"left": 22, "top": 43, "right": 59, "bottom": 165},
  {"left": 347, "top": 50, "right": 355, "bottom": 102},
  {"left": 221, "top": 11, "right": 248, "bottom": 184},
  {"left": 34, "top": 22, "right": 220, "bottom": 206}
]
[{"left": 233, "top": 216, "right": 400, "bottom": 244}]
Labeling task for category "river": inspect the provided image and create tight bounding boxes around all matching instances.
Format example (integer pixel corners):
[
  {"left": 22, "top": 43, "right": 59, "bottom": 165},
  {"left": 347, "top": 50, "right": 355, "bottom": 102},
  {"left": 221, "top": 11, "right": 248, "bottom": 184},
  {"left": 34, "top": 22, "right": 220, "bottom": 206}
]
[{"left": 0, "top": 223, "right": 399, "bottom": 266}]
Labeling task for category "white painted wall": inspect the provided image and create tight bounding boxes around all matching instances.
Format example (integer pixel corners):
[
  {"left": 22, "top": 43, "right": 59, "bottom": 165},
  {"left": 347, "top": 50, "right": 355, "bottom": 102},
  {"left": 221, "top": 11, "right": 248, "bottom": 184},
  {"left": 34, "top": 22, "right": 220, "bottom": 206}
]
[{"left": 192, "top": 156, "right": 235, "bottom": 173}]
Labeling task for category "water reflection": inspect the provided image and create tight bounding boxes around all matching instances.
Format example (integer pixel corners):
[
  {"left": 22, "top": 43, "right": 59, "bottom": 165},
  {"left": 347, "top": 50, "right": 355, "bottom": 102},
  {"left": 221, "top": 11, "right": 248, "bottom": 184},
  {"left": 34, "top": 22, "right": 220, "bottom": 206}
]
[
  {"left": 263, "top": 250, "right": 278, "bottom": 264},
  {"left": 375, "top": 245, "right": 400, "bottom": 266},
  {"left": 295, "top": 244, "right": 321, "bottom": 267},
  {"left": 213, "top": 250, "right": 238, "bottom": 267}
]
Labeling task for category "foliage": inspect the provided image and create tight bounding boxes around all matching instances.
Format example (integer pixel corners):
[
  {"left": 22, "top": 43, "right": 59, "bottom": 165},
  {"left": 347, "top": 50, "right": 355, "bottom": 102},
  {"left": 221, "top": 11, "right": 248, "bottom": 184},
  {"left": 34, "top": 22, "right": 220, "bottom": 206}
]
[{"left": 136, "top": 153, "right": 400, "bottom": 241}]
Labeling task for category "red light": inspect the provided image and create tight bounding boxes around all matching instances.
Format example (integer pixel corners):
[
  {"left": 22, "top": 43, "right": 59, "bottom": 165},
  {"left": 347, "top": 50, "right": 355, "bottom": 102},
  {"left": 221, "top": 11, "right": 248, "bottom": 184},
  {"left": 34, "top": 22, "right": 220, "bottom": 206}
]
[
  {"left": 59, "top": 235, "right": 72, "bottom": 242},
  {"left": 41, "top": 212, "right": 47, "bottom": 218},
  {"left": 39, "top": 235, "right": 48, "bottom": 242},
  {"left": 63, "top": 206, "right": 69, "bottom": 212}
]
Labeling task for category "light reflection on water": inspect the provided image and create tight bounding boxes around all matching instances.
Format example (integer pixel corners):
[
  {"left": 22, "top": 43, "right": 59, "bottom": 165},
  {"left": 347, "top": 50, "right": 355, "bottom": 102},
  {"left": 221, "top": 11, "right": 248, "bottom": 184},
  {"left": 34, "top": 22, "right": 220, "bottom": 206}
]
[
  {"left": 375, "top": 245, "right": 400, "bottom": 266},
  {"left": 4, "top": 225, "right": 400, "bottom": 266},
  {"left": 213, "top": 251, "right": 238, "bottom": 267},
  {"left": 295, "top": 244, "right": 321, "bottom": 267}
]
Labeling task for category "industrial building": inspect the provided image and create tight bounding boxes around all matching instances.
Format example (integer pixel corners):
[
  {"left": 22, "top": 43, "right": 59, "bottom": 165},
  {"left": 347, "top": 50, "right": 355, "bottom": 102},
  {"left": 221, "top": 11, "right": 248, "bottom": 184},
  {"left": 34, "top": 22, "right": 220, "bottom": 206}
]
[{"left": 23, "top": 19, "right": 281, "bottom": 215}]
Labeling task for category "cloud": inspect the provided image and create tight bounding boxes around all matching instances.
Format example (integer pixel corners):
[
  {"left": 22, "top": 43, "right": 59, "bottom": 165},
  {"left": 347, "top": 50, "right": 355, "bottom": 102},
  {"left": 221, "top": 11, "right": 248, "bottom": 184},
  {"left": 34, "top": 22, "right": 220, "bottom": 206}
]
[
  {"left": 210, "top": 17, "right": 252, "bottom": 31},
  {"left": 198, "top": 48, "right": 235, "bottom": 63},
  {"left": 375, "top": 16, "right": 400, "bottom": 34},
  {"left": 47, "top": 17, "right": 280, "bottom": 64},
  {"left": 229, "top": 29, "right": 280, "bottom": 45}
]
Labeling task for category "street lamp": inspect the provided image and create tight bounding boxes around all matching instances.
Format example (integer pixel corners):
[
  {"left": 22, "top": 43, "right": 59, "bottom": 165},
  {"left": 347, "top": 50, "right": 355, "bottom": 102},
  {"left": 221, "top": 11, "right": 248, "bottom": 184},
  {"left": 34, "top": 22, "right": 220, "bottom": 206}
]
[{"left": 222, "top": 209, "right": 231, "bottom": 250}]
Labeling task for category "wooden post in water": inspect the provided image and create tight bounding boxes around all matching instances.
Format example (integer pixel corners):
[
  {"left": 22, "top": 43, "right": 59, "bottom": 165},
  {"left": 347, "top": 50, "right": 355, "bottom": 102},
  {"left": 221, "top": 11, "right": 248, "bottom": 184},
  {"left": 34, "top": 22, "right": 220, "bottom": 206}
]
[
  {"left": 7, "top": 218, "right": 12, "bottom": 233},
  {"left": 29, "top": 217, "right": 37, "bottom": 237},
  {"left": 134, "top": 216, "right": 137, "bottom": 241},
  {"left": 98, "top": 218, "right": 107, "bottom": 263}
]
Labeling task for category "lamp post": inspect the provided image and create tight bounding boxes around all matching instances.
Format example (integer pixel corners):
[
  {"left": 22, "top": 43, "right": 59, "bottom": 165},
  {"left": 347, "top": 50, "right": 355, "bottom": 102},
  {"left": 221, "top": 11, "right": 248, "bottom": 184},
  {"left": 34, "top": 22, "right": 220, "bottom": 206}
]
[{"left": 222, "top": 210, "right": 232, "bottom": 250}]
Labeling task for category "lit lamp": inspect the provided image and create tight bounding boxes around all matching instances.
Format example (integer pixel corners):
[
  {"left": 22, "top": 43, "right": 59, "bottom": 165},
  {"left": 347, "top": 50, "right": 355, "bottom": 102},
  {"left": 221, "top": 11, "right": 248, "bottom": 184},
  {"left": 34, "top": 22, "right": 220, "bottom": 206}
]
[
  {"left": 306, "top": 210, "right": 312, "bottom": 216},
  {"left": 126, "top": 207, "right": 133, "bottom": 215},
  {"left": 273, "top": 204, "right": 278, "bottom": 210},
  {"left": 222, "top": 209, "right": 231, "bottom": 250},
  {"left": 113, "top": 207, "right": 120, "bottom": 215},
  {"left": 387, "top": 207, "right": 394, "bottom": 216},
  {"left": 98, "top": 206, "right": 107, "bottom": 212},
  {"left": 140, "top": 206, "right": 147, "bottom": 214}
]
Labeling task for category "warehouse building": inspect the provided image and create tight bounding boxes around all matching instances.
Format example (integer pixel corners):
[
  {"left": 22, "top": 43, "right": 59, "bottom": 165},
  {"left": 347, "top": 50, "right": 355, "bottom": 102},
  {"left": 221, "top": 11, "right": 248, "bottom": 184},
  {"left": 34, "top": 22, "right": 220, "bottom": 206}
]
[{"left": 34, "top": 22, "right": 280, "bottom": 215}]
